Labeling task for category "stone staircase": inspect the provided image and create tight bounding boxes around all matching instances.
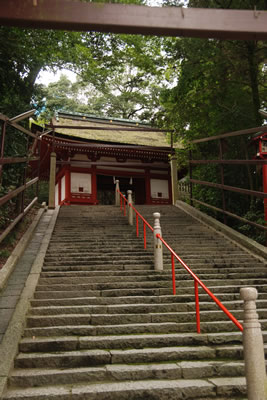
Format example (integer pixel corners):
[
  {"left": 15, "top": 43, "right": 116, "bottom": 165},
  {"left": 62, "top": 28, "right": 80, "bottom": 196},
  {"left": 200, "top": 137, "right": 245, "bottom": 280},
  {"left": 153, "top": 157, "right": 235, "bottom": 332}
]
[{"left": 3, "top": 204, "right": 267, "bottom": 399}]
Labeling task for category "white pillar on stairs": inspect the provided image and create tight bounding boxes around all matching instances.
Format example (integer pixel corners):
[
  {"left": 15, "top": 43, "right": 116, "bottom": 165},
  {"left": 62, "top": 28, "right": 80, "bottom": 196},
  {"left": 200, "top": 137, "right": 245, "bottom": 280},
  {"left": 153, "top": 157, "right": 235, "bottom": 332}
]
[
  {"left": 153, "top": 212, "right": 163, "bottom": 271},
  {"left": 115, "top": 180, "right": 120, "bottom": 206},
  {"left": 240, "top": 287, "right": 267, "bottom": 400},
  {"left": 127, "top": 190, "right": 133, "bottom": 226}
]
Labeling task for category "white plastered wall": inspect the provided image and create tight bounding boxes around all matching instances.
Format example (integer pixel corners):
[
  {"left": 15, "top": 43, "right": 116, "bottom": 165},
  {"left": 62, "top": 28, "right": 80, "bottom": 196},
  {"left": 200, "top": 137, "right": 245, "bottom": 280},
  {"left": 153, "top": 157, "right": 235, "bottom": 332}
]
[
  {"left": 55, "top": 183, "right": 59, "bottom": 206},
  {"left": 71, "top": 172, "right": 92, "bottom": 193},
  {"left": 150, "top": 179, "right": 169, "bottom": 199},
  {"left": 61, "top": 176, "right": 66, "bottom": 202}
]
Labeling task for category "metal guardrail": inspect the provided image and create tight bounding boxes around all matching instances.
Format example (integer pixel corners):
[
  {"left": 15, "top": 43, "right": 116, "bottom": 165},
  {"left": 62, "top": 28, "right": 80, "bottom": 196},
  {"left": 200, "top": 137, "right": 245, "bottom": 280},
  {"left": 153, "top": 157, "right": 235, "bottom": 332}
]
[{"left": 117, "top": 189, "right": 243, "bottom": 334}]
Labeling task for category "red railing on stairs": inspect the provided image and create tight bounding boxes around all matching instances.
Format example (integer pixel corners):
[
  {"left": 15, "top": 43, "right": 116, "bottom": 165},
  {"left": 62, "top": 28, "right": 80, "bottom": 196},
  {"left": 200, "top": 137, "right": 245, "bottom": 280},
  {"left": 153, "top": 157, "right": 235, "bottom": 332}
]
[
  {"left": 118, "top": 189, "right": 243, "bottom": 334},
  {"left": 119, "top": 190, "right": 153, "bottom": 249}
]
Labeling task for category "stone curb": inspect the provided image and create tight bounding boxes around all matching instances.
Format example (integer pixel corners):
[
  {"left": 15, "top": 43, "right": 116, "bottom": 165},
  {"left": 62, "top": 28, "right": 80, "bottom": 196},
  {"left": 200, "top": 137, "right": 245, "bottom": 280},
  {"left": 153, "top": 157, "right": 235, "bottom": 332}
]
[
  {"left": 175, "top": 200, "right": 267, "bottom": 261},
  {"left": 0, "top": 206, "right": 60, "bottom": 399},
  {"left": 0, "top": 205, "right": 46, "bottom": 293}
]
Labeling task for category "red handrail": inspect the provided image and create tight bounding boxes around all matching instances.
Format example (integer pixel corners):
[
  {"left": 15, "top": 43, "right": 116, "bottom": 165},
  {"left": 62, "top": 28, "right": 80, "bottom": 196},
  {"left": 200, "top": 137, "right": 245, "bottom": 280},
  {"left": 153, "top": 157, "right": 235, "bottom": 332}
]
[
  {"left": 156, "top": 233, "right": 243, "bottom": 333},
  {"left": 117, "top": 189, "right": 243, "bottom": 333},
  {"left": 118, "top": 190, "right": 153, "bottom": 249}
]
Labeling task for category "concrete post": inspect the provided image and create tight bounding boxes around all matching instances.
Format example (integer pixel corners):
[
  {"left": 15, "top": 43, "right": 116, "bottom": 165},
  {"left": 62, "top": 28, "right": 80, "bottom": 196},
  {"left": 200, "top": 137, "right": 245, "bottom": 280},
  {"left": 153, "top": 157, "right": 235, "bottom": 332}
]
[
  {"left": 48, "top": 152, "right": 56, "bottom": 209},
  {"left": 127, "top": 190, "right": 133, "bottom": 226},
  {"left": 240, "top": 287, "right": 267, "bottom": 400},
  {"left": 170, "top": 155, "right": 178, "bottom": 205},
  {"left": 153, "top": 212, "right": 163, "bottom": 271},
  {"left": 115, "top": 180, "right": 120, "bottom": 206}
]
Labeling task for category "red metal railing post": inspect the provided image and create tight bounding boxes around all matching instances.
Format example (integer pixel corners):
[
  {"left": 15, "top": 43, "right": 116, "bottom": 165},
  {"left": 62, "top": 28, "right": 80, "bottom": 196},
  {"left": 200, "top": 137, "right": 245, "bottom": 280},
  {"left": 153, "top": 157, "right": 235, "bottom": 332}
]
[
  {"left": 171, "top": 253, "right": 176, "bottom": 295},
  {"left": 194, "top": 280, "right": 201, "bottom": 333},
  {"left": 143, "top": 222, "right": 146, "bottom": 249},
  {"left": 136, "top": 214, "right": 139, "bottom": 237}
]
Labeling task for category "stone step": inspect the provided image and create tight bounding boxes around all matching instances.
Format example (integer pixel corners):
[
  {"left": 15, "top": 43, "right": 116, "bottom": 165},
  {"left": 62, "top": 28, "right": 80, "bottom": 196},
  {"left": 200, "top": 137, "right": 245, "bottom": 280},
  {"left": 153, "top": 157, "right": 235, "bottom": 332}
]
[
  {"left": 45, "top": 245, "right": 241, "bottom": 253},
  {"left": 40, "top": 262, "right": 262, "bottom": 272},
  {"left": 43, "top": 259, "right": 154, "bottom": 266},
  {"left": 4, "top": 204, "right": 265, "bottom": 400},
  {"left": 42, "top": 264, "right": 154, "bottom": 272},
  {"left": 23, "top": 318, "right": 267, "bottom": 337},
  {"left": 30, "top": 292, "right": 267, "bottom": 307},
  {"left": 14, "top": 344, "right": 249, "bottom": 369},
  {"left": 38, "top": 267, "right": 267, "bottom": 278},
  {"left": 9, "top": 360, "right": 245, "bottom": 388},
  {"left": 3, "top": 377, "right": 246, "bottom": 399},
  {"left": 37, "top": 272, "right": 267, "bottom": 285},
  {"left": 44, "top": 253, "right": 154, "bottom": 261},
  {"left": 25, "top": 308, "right": 266, "bottom": 328},
  {"left": 19, "top": 331, "right": 248, "bottom": 353},
  {"left": 27, "top": 300, "right": 267, "bottom": 316},
  {"left": 34, "top": 278, "right": 267, "bottom": 292},
  {"left": 32, "top": 284, "right": 267, "bottom": 299},
  {"left": 45, "top": 249, "right": 250, "bottom": 256}
]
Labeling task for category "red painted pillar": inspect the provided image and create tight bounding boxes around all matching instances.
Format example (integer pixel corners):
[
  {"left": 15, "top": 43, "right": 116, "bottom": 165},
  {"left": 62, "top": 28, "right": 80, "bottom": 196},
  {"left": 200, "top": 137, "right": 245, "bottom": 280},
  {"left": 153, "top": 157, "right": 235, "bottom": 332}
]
[
  {"left": 91, "top": 166, "right": 97, "bottom": 204},
  {"left": 58, "top": 177, "right": 61, "bottom": 204},
  {"left": 65, "top": 166, "right": 71, "bottom": 204}
]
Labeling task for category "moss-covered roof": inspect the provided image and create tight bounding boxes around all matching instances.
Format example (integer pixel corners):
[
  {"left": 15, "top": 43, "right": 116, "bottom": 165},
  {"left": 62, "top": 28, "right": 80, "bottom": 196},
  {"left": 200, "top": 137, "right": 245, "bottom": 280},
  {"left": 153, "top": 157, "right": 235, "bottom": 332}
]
[{"left": 52, "top": 112, "right": 180, "bottom": 149}]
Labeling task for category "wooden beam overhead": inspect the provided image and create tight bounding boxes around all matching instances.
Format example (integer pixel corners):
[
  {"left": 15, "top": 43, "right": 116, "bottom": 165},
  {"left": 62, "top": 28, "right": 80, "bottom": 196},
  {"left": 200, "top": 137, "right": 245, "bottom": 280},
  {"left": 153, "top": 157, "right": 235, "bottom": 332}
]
[{"left": 0, "top": 0, "right": 266, "bottom": 40}]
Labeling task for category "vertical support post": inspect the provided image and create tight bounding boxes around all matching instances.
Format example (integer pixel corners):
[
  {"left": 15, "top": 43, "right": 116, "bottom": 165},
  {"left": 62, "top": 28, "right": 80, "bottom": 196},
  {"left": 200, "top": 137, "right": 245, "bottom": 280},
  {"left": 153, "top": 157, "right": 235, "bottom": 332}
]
[
  {"left": 153, "top": 212, "right": 163, "bottom": 271},
  {"left": 240, "top": 287, "right": 267, "bottom": 400},
  {"left": 58, "top": 177, "right": 62, "bottom": 204},
  {"left": 219, "top": 139, "right": 227, "bottom": 225},
  {"left": 194, "top": 280, "right": 201, "bottom": 334},
  {"left": 136, "top": 214, "right": 139, "bottom": 237},
  {"left": 65, "top": 166, "right": 71, "bottom": 204},
  {"left": 48, "top": 151, "right": 56, "bottom": 209},
  {"left": 127, "top": 190, "right": 133, "bottom": 226},
  {"left": 189, "top": 150, "right": 193, "bottom": 206},
  {"left": 170, "top": 155, "right": 178, "bottom": 205},
  {"left": 0, "top": 121, "right": 6, "bottom": 184},
  {"left": 91, "top": 165, "right": 97, "bottom": 204},
  {"left": 115, "top": 179, "right": 120, "bottom": 206},
  {"left": 36, "top": 139, "right": 41, "bottom": 200}
]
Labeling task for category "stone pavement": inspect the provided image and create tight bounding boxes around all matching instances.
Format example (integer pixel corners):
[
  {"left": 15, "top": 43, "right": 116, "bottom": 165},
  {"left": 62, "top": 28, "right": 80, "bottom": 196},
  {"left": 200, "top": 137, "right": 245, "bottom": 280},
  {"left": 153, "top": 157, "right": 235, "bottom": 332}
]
[{"left": 0, "top": 210, "right": 54, "bottom": 343}]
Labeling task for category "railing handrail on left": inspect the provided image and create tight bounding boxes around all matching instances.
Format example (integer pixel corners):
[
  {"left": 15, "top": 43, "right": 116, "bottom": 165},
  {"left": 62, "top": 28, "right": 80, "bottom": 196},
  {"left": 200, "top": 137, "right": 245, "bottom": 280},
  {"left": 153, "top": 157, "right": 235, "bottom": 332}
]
[{"left": 117, "top": 189, "right": 243, "bottom": 334}]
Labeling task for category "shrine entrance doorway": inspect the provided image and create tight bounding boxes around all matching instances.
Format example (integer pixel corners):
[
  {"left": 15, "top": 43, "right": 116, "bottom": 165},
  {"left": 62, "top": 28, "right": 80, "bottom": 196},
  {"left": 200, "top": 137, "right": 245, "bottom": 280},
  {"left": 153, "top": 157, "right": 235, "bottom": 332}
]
[{"left": 96, "top": 175, "right": 146, "bottom": 205}]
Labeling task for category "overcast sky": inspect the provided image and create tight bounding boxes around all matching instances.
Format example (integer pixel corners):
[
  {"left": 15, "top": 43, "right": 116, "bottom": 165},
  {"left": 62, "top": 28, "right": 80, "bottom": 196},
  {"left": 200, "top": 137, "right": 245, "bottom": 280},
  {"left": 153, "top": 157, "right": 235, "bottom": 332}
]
[{"left": 36, "top": 69, "right": 77, "bottom": 86}]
